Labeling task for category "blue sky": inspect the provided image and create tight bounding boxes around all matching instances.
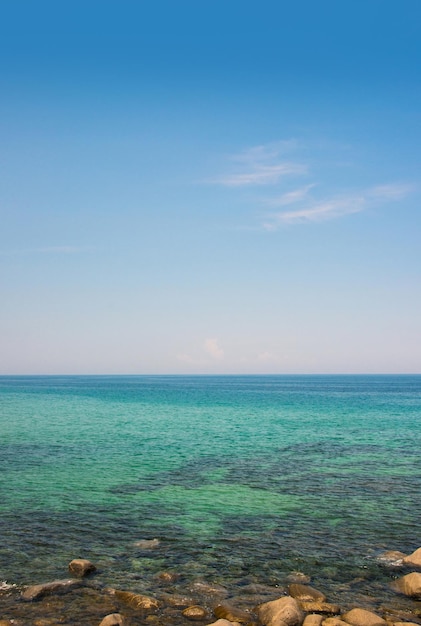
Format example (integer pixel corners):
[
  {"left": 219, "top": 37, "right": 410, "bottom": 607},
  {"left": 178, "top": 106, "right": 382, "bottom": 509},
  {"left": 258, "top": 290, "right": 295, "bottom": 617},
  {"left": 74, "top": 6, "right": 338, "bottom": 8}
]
[{"left": 1, "top": 0, "right": 420, "bottom": 374}]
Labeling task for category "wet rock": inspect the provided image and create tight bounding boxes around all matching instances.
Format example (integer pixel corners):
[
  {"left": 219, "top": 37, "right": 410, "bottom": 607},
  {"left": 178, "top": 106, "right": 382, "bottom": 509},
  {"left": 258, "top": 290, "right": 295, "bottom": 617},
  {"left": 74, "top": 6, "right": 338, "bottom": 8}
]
[
  {"left": 392, "top": 573, "right": 421, "bottom": 598},
  {"left": 392, "top": 623, "right": 420, "bottom": 626},
  {"left": 302, "top": 616, "right": 323, "bottom": 626},
  {"left": 134, "top": 538, "right": 161, "bottom": 549},
  {"left": 113, "top": 590, "right": 160, "bottom": 611},
  {"left": 403, "top": 548, "right": 421, "bottom": 569},
  {"left": 288, "top": 585, "right": 326, "bottom": 603},
  {"left": 99, "top": 615, "right": 125, "bottom": 626},
  {"left": 157, "top": 571, "right": 179, "bottom": 582},
  {"left": 258, "top": 595, "right": 304, "bottom": 626},
  {"left": 286, "top": 574, "right": 311, "bottom": 585},
  {"left": 68, "top": 558, "right": 97, "bottom": 577},
  {"left": 0, "top": 621, "right": 14, "bottom": 626},
  {"left": 182, "top": 605, "right": 208, "bottom": 620},
  {"left": 161, "top": 593, "right": 195, "bottom": 608},
  {"left": 299, "top": 603, "right": 340, "bottom": 616},
  {"left": 21, "top": 578, "right": 82, "bottom": 601},
  {"left": 214, "top": 603, "right": 254, "bottom": 623},
  {"left": 341, "top": 608, "right": 387, "bottom": 626},
  {"left": 191, "top": 582, "right": 229, "bottom": 596},
  {"left": 377, "top": 551, "right": 407, "bottom": 565}
]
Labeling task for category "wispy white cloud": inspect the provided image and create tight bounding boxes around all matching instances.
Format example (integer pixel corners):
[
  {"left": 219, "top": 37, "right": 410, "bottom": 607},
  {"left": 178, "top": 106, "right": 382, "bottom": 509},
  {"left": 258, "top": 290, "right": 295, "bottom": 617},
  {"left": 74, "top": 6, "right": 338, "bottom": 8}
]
[
  {"left": 264, "top": 183, "right": 414, "bottom": 229},
  {"left": 204, "top": 338, "right": 224, "bottom": 359},
  {"left": 265, "top": 184, "right": 316, "bottom": 207},
  {"left": 212, "top": 142, "right": 306, "bottom": 187}
]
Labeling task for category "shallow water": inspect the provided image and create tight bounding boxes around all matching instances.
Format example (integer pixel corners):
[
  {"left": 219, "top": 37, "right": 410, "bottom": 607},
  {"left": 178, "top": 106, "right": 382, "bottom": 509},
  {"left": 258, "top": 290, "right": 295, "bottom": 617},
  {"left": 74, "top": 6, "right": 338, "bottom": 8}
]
[{"left": 1, "top": 375, "right": 421, "bottom": 622}]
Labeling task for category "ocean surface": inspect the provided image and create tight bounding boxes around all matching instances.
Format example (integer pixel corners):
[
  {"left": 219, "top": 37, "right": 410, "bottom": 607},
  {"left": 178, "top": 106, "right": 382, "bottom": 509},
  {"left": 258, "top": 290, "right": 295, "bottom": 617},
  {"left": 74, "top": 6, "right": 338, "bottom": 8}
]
[{"left": 1, "top": 375, "right": 421, "bottom": 612}]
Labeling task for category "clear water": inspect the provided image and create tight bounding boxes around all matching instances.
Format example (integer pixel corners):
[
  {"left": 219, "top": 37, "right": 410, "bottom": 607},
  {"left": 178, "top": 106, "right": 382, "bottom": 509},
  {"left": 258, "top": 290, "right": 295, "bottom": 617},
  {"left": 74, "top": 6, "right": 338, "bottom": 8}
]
[{"left": 1, "top": 375, "right": 421, "bottom": 617}]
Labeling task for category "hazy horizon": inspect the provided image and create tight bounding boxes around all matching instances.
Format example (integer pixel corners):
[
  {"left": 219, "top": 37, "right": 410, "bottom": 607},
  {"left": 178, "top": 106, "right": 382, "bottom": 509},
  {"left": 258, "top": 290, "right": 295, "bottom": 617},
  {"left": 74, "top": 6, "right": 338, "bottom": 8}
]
[{"left": 1, "top": 1, "right": 420, "bottom": 375}]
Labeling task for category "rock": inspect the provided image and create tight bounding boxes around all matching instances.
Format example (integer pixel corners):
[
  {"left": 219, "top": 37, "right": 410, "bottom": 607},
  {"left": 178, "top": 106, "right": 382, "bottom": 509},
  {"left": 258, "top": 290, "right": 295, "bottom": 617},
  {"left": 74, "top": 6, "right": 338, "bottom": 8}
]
[
  {"left": 207, "top": 621, "right": 241, "bottom": 626},
  {"left": 392, "top": 572, "right": 421, "bottom": 597},
  {"left": 288, "top": 585, "right": 326, "bottom": 603},
  {"left": 341, "top": 608, "right": 387, "bottom": 626},
  {"left": 99, "top": 615, "right": 125, "bottom": 626},
  {"left": 322, "top": 619, "right": 349, "bottom": 626},
  {"left": 68, "top": 558, "right": 97, "bottom": 577},
  {"left": 134, "top": 538, "right": 160, "bottom": 549},
  {"left": 299, "top": 603, "right": 340, "bottom": 615},
  {"left": 258, "top": 596, "right": 304, "bottom": 626},
  {"left": 302, "top": 616, "right": 323, "bottom": 626},
  {"left": 403, "top": 548, "right": 421, "bottom": 568},
  {"left": 191, "top": 582, "right": 229, "bottom": 596},
  {"left": 214, "top": 603, "right": 254, "bottom": 623},
  {"left": 0, "top": 621, "right": 14, "bottom": 626},
  {"left": 182, "top": 605, "right": 208, "bottom": 620},
  {"left": 377, "top": 551, "right": 407, "bottom": 565},
  {"left": 113, "top": 590, "right": 160, "bottom": 611},
  {"left": 392, "top": 623, "right": 420, "bottom": 626},
  {"left": 161, "top": 593, "right": 195, "bottom": 607},
  {"left": 21, "top": 578, "right": 82, "bottom": 601},
  {"left": 286, "top": 573, "right": 311, "bottom": 585},
  {"left": 157, "top": 571, "right": 179, "bottom": 582}
]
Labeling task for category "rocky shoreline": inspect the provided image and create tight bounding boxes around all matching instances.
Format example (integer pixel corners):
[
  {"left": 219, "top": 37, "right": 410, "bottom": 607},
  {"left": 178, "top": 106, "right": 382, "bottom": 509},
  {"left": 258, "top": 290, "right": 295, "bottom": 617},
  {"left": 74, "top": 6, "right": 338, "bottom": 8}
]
[{"left": 1, "top": 548, "right": 421, "bottom": 626}]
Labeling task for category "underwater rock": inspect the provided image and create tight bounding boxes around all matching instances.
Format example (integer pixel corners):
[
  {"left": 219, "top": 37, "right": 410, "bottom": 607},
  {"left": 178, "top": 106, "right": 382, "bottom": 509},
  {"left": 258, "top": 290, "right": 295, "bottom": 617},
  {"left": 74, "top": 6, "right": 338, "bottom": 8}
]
[
  {"left": 68, "top": 558, "right": 97, "bottom": 577},
  {"left": 341, "top": 608, "right": 387, "bottom": 626},
  {"left": 112, "top": 589, "right": 160, "bottom": 611},
  {"left": 182, "top": 605, "right": 208, "bottom": 620},
  {"left": 160, "top": 593, "right": 194, "bottom": 607},
  {"left": 403, "top": 548, "right": 421, "bottom": 568},
  {"left": 392, "top": 572, "right": 421, "bottom": 597},
  {"left": 134, "top": 538, "right": 161, "bottom": 550},
  {"left": 214, "top": 602, "right": 254, "bottom": 623},
  {"left": 288, "top": 585, "right": 326, "bottom": 603},
  {"left": 157, "top": 571, "right": 179, "bottom": 582},
  {"left": 99, "top": 614, "right": 125, "bottom": 626},
  {"left": 21, "top": 578, "right": 82, "bottom": 601},
  {"left": 258, "top": 595, "right": 304, "bottom": 626},
  {"left": 286, "top": 573, "right": 311, "bottom": 585},
  {"left": 191, "top": 581, "right": 229, "bottom": 596},
  {"left": 377, "top": 551, "right": 406, "bottom": 565}
]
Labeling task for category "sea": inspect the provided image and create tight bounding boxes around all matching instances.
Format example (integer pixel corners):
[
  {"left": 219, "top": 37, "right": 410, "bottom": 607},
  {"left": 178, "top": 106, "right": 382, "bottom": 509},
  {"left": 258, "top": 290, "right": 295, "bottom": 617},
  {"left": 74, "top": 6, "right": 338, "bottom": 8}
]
[{"left": 1, "top": 375, "right": 421, "bottom": 616}]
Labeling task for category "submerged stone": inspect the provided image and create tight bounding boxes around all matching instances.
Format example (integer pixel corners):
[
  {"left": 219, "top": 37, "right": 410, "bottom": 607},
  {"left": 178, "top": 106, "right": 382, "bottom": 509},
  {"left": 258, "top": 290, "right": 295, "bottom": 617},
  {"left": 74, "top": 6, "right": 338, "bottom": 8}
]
[
  {"left": 21, "top": 578, "right": 82, "bottom": 601},
  {"left": 182, "top": 605, "right": 208, "bottom": 620},
  {"left": 68, "top": 558, "right": 97, "bottom": 577},
  {"left": 134, "top": 538, "right": 161, "bottom": 550},
  {"left": 113, "top": 590, "right": 160, "bottom": 611},
  {"left": 214, "top": 602, "right": 254, "bottom": 623}
]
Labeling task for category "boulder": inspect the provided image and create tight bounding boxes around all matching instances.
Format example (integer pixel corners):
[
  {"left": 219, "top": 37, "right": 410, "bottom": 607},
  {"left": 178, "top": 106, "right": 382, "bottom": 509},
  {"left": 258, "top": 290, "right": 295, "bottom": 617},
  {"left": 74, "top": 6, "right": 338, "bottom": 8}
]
[
  {"left": 403, "top": 548, "right": 421, "bottom": 568},
  {"left": 288, "top": 585, "right": 326, "bottom": 603},
  {"left": 392, "top": 572, "right": 421, "bottom": 597},
  {"left": 299, "top": 603, "right": 340, "bottom": 615},
  {"left": 99, "top": 615, "right": 125, "bottom": 626},
  {"left": 113, "top": 590, "right": 160, "bottom": 611},
  {"left": 214, "top": 603, "right": 253, "bottom": 623},
  {"left": 21, "top": 578, "right": 82, "bottom": 601},
  {"left": 258, "top": 596, "right": 304, "bottom": 626},
  {"left": 68, "top": 558, "right": 96, "bottom": 577},
  {"left": 182, "top": 605, "right": 208, "bottom": 620},
  {"left": 302, "top": 616, "right": 323, "bottom": 626},
  {"left": 341, "top": 608, "right": 387, "bottom": 626}
]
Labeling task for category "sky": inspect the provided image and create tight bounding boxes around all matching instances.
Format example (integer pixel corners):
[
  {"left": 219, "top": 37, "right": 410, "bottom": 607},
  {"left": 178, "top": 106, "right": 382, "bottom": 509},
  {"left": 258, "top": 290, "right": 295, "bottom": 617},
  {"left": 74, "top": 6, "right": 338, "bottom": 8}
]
[{"left": 1, "top": 0, "right": 420, "bottom": 374}]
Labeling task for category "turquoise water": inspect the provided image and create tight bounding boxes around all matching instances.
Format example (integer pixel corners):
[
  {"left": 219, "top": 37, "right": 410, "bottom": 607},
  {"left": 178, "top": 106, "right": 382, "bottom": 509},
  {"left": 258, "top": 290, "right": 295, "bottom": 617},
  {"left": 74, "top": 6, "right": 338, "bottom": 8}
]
[{"left": 1, "top": 375, "right": 421, "bottom": 605}]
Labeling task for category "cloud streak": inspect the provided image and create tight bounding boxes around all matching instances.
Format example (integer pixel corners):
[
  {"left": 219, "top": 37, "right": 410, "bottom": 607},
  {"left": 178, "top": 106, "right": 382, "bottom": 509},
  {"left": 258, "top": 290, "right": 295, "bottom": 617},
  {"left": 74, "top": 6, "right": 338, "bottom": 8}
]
[{"left": 264, "top": 183, "right": 414, "bottom": 228}]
